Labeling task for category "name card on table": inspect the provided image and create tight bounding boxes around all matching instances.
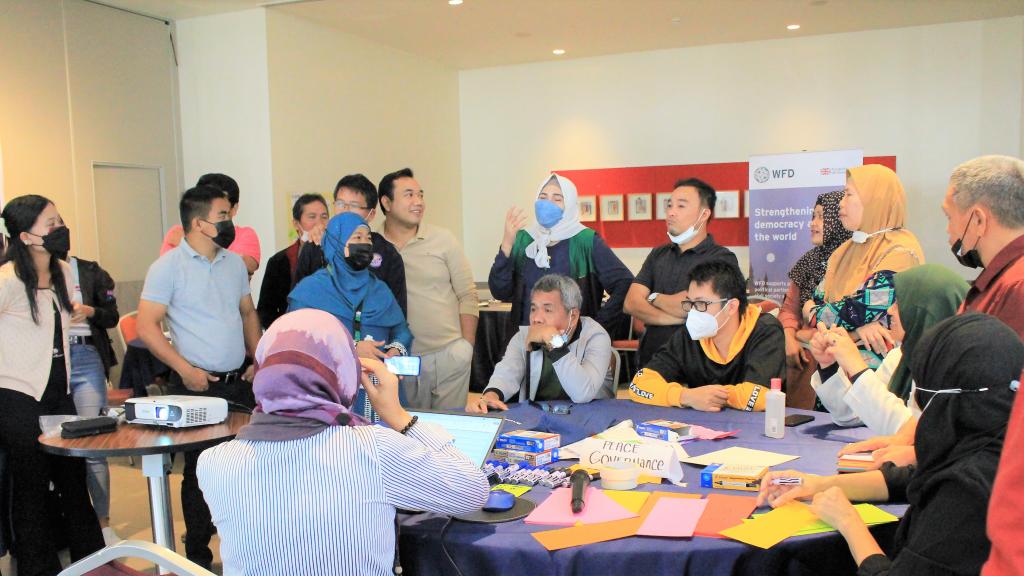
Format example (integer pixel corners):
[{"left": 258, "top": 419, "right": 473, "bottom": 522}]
[{"left": 573, "top": 437, "right": 683, "bottom": 483}]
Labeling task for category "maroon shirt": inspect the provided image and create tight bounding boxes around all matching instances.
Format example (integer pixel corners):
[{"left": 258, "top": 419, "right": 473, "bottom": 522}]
[{"left": 961, "top": 234, "right": 1024, "bottom": 339}]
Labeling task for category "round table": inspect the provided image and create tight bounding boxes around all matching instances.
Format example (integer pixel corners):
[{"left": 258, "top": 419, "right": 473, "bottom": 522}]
[
  {"left": 39, "top": 412, "right": 250, "bottom": 555},
  {"left": 398, "top": 400, "right": 906, "bottom": 576}
]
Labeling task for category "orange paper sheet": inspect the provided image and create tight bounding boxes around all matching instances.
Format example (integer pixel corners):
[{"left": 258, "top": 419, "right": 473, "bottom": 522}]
[
  {"left": 693, "top": 493, "right": 759, "bottom": 538},
  {"left": 718, "top": 501, "right": 818, "bottom": 549},
  {"left": 532, "top": 491, "right": 700, "bottom": 551}
]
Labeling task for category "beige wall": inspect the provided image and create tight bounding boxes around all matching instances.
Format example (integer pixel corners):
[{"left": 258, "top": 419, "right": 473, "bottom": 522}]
[
  {"left": 0, "top": 0, "right": 181, "bottom": 264},
  {"left": 459, "top": 17, "right": 1024, "bottom": 280},
  {"left": 265, "top": 9, "right": 463, "bottom": 248},
  {"left": 0, "top": 0, "right": 76, "bottom": 228}
]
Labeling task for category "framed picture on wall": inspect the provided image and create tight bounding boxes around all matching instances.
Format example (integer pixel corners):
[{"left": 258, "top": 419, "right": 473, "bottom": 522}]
[
  {"left": 578, "top": 196, "right": 597, "bottom": 222},
  {"left": 600, "top": 194, "right": 624, "bottom": 222},
  {"left": 628, "top": 193, "right": 652, "bottom": 220},
  {"left": 656, "top": 192, "right": 673, "bottom": 220},
  {"left": 715, "top": 190, "right": 740, "bottom": 219}
]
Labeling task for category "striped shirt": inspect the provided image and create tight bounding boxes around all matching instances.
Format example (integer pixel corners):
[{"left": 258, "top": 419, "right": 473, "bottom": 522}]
[{"left": 197, "top": 422, "right": 490, "bottom": 576}]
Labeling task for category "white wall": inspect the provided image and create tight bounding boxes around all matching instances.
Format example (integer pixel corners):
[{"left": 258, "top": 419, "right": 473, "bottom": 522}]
[
  {"left": 459, "top": 17, "right": 1024, "bottom": 281},
  {"left": 264, "top": 9, "right": 463, "bottom": 247},
  {"left": 176, "top": 9, "right": 277, "bottom": 300}
]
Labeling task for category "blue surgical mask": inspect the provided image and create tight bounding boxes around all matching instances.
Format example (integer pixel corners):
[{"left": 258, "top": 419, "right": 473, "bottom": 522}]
[{"left": 535, "top": 200, "right": 564, "bottom": 229}]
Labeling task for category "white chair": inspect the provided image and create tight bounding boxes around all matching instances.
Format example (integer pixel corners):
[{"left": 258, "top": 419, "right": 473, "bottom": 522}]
[{"left": 58, "top": 540, "right": 215, "bottom": 576}]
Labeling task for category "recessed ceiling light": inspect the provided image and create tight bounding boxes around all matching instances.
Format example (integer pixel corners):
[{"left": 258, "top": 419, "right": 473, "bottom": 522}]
[
  {"left": 787, "top": 24, "right": 801, "bottom": 30},
  {"left": 552, "top": 49, "right": 566, "bottom": 55},
  {"left": 448, "top": 0, "right": 462, "bottom": 5}
]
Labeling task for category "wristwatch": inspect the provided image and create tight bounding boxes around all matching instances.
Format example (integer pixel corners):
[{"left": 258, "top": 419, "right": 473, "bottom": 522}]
[{"left": 647, "top": 292, "right": 660, "bottom": 304}]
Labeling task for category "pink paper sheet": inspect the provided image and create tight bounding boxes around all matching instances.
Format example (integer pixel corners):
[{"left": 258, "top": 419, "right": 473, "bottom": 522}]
[
  {"left": 636, "top": 497, "right": 709, "bottom": 538},
  {"left": 524, "top": 487, "right": 638, "bottom": 526},
  {"left": 688, "top": 425, "right": 739, "bottom": 440}
]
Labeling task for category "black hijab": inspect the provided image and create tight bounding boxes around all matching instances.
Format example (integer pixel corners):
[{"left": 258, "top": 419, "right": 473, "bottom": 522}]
[
  {"left": 888, "top": 314, "right": 1022, "bottom": 572},
  {"left": 787, "top": 191, "right": 851, "bottom": 305}
]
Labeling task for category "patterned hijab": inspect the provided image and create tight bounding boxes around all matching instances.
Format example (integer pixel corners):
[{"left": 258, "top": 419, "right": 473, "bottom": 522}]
[
  {"left": 238, "top": 308, "right": 368, "bottom": 441},
  {"left": 788, "top": 191, "right": 850, "bottom": 305}
]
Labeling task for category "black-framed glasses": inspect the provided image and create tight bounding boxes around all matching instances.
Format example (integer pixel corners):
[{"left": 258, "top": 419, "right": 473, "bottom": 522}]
[{"left": 681, "top": 298, "right": 729, "bottom": 313}]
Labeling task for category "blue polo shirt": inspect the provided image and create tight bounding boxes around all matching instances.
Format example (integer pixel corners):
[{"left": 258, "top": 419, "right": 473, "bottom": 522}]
[{"left": 141, "top": 238, "right": 250, "bottom": 372}]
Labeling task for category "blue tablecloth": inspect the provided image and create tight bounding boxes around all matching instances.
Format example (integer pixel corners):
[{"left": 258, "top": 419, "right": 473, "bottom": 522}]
[{"left": 398, "top": 399, "right": 906, "bottom": 576}]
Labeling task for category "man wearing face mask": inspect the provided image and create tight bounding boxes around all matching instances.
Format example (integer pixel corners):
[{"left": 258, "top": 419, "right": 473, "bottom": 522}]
[
  {"left": 629, "top": 260, "right": 785, "bottom": 412},
  {"left": 624, "top": 178, "right": 739, "bottom": 366},
  {"left": 943, "top": 155, "right": 1024, "bottom": 338},
  {"left": 467, "top": 274, "right": 614, "bottom": 412},
  {"left": 159, "top": 173, "right": 262, "bottom": 276},
  {"left": 138, "top": 185, "right": 261, "bottom": 568}
]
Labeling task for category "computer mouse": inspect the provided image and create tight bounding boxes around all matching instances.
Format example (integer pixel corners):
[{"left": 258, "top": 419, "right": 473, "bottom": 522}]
[{"left": 482, "top": 490, "right": 516, "bottom": 512}]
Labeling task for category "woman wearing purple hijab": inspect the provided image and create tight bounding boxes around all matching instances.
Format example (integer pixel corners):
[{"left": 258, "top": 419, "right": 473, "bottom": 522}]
[{"left": 197, "top": 308, "right": 489, "bottom": 576}]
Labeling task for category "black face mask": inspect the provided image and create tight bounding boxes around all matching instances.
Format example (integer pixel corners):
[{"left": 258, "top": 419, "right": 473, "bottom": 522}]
[
  {"left": 345, "top": 243, "right": 374, "bottom": 271},
  {"left": 31, "top": 226, "right": 71, "bottom": 256},
  {"left": 203, "top": 219, "right": 236, "bottom": 249},
  {"left": 951, "top": 214, "right": 983, "bottom": 269}
]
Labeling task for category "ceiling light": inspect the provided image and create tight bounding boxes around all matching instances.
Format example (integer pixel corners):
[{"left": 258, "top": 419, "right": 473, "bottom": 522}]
[
  {"left": 787, "top": 24, "right": 801, "bottom": 30},
  {"left": 671, "top": 16, "right": 681, "bottom": 24},
  {"left": 448, "top": 0, "right": 462, "bottom": 5},
  {"left": 552, "top": 49, "right": 566, "bottom": 55}
]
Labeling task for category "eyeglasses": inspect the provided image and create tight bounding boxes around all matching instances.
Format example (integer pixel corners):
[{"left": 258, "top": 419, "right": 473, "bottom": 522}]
[
  {"left": 334, "top": 201, "right": 369, "bottom": 212},
  {"left": 681, "top": 298, "right": 730, "bottom": 313}
]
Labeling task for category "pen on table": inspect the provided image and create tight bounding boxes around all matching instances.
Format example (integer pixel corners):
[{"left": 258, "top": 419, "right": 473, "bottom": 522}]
[{"left": 770, "top": 477, "right": 803, "bottom": 486}]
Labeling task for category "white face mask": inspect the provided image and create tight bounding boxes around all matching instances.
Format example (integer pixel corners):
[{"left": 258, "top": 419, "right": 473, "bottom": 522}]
[
  {"left": 548, "top": 311, "right": 577, "bottom": 348},
  {"left": 668, "top": 210, "right": 707, "bottom": 245},
  {"left": 851, "top": 227, "right": 899, "bottom": 244},
  {"left": 685, "top": 303, "right": 728, "bottom": 340},
  {"left": 914, "top": 384, "right": 990, "bottom": 416},
  {"left": 300, "top": 231, "right": 310, "bottom": 242}
]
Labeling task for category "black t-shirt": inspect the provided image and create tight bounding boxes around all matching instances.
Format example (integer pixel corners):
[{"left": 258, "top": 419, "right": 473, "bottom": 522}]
[
  {"left": 42, "top": 301, "right": 68, "bottom": 407},
  {"left": 644, "top": 311, "right": 785, "bottom": 389},
  {"left": 633, "top": 235, "right": 738, "bottom": 365}
]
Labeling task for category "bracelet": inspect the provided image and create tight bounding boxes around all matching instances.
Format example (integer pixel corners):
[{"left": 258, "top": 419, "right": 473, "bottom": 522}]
[{"left": 399, "top": 415, "right": 418, "bottom": 435}]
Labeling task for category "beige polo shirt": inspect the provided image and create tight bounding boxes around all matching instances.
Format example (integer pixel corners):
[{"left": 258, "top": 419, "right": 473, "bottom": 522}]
[{"left": 386, "top": 223, "right": 478, "bottom": 354}]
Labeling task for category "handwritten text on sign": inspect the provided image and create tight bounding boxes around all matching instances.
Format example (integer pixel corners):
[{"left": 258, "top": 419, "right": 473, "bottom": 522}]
[{"left": 575, "top": 438, "right": 683, "bottom": 482}]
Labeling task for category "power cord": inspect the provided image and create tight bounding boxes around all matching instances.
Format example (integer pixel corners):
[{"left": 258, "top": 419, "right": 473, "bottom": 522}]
[{"left": 440, "top": 516, "right": 465, "bottom": 576}]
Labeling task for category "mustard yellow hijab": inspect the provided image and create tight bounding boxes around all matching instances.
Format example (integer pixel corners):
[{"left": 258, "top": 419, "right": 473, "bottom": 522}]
[{"left": 822, "top": 165, "right": 924, "bottom": 301}]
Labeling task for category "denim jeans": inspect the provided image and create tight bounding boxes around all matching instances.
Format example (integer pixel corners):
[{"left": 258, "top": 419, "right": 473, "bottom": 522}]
[{"left": 70, "top": 343, "right": 111, "bottom": 519}]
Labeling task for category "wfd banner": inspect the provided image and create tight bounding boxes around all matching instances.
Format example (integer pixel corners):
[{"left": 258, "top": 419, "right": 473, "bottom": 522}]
[{"left": 748, "top": 149, "right": 863, "bottom": 302}]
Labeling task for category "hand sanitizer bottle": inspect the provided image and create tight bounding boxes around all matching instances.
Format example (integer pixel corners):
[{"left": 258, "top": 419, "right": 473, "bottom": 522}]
[{"left": 764, "top": 378, "right": 785, "bottom": 439}]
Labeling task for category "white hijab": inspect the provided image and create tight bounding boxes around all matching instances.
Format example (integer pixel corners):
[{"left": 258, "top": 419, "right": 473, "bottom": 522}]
[{"left": 524, "top": 173, "right": 588, "bottom": 269}]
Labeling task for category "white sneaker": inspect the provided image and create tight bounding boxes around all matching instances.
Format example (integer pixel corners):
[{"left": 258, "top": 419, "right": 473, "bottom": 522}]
[{"left": 102, "top": 527, "right": 121, "bottom": 546}]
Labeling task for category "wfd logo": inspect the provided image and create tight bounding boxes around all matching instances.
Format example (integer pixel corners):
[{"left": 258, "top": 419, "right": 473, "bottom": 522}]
[{"left": 753, "top": 166, "right": 796, "bottom": 183}]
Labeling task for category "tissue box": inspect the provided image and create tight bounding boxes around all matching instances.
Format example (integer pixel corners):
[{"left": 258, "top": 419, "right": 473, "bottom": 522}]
[
  {"left": 700, "top": 463, "right": 768, "bottom": 492},
  {"left": 495, "top": 430, "right": 560, "bottom": 453},
  {"left": 492, "top": 447, "right": 560, "bottom": 466},
  {"left": 636, "top": 419, "right": 691, "bottom": 442}
]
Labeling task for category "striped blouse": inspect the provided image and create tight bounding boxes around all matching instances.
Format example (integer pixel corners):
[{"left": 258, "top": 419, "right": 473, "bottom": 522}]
[{"left": 197, "top": 422, "right": 490, "bottom": 576}]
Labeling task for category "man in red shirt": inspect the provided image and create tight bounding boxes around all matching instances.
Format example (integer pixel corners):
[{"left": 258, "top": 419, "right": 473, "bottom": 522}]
[
  {"left": 943, "top": 155, "right": 1024, "bottom": 576},
  {"left": 943, "top": 155, "right": 1024, "bottom": 337}
]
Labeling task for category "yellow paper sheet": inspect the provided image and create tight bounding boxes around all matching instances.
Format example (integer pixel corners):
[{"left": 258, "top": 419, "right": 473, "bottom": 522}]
[
  {"left": 492, "top": 484, "right": 531, "bottom": 497},
  {"left": 602, "top": 490, "right": 650, "bottom": 514},
  {"left": 719, "top": 501, "right": 817, "bottom": 549},
  {"left": 747, "top": 503, "right": 899, "bottom": 537},
  {"left": 682, "top": 446, "right": 798, "bottom": 468}
]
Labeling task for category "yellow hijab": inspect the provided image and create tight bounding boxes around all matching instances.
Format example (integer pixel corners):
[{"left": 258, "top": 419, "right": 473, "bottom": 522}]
[{"left": 822, "top": 165, "right": 924, "bottom": 300}]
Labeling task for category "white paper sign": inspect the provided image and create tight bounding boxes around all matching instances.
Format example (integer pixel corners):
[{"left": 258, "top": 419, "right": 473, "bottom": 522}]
[{"left": 574, "top": 437, "right": 684, "bottom": 482}]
